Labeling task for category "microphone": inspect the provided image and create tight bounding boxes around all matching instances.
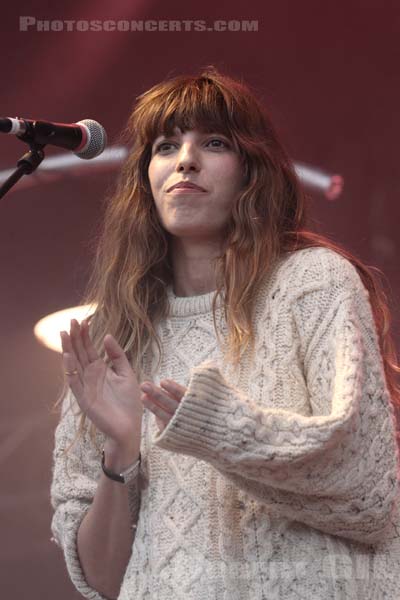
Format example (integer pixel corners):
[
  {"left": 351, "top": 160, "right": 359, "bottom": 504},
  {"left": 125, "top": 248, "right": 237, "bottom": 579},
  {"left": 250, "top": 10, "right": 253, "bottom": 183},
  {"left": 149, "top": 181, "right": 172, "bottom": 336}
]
[{"left": 0, "top": 117, "right": 107, "bottom": 160}]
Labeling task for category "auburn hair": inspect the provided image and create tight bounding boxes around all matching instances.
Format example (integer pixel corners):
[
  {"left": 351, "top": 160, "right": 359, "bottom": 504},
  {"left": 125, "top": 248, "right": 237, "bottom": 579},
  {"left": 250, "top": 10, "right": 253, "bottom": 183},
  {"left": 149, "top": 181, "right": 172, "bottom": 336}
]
[{"left": 59, "top": 66, "right": 400, "bottom": 437}]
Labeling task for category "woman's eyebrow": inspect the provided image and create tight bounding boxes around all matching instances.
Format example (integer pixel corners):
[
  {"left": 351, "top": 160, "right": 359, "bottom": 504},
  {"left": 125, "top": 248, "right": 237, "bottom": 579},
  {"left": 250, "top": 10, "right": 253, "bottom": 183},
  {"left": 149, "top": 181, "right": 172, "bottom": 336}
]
[
  {"left": 152, "top": 132, "right": 176, "bottom": 143},
  {"left": 153, "top": 130, "right": 227, "bottom": 142}
]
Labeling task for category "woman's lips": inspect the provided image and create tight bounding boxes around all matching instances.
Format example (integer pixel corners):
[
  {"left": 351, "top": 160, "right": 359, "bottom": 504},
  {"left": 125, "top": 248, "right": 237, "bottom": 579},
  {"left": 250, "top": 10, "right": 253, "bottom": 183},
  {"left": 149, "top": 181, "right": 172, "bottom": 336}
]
[
  {"left": 169, "top": 187, "right": 206, "bottom": 193},
  {"left": 167, "top": 181, "right": 207, "bottom": 192}
]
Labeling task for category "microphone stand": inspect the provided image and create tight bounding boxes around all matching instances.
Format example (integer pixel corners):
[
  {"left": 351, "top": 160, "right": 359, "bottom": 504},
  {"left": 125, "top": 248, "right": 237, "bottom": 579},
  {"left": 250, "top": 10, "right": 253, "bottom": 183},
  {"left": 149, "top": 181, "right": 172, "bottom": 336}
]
[{"left": 0, "top": 142, "right": 45, "bottom": 200}]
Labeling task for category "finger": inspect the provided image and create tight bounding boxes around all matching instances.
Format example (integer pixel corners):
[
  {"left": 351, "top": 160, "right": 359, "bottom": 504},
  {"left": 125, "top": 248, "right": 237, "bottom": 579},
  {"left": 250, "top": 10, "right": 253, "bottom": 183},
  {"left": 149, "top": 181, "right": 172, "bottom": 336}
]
[
  {"left": 81, "top": 319, "right": 100, "bottom": 362},
  {"left": 142, "top": 393, "right": 172, "bottom": 426},
  {"left": 60, "top": 329, "right": 72, "bottom": 353},
  {"left": 140, "top": 383, "right": 178, "bottom": 415},
  {"left": 155, "top": 416, "right": 165, "bottom": 433},
  {"left": 103, "top": 334, "right": 133, "bottom": 377},
  {"left": 61, "top": 343, "right": 84, "bottom": 402},
  {"left": 160, "top": 379, "right": 187, "bottom": 401},
  {"left": 70, "top": 319, "right": 90, "bottom": 370},
  {"left": 60, "top": 331, "right": 83, "bottom": 382}
]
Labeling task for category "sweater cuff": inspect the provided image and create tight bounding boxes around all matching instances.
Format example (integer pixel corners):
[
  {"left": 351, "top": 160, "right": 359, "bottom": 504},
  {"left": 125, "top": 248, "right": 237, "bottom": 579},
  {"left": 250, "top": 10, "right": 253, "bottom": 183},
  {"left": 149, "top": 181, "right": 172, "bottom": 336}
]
[
  {"left": 153, "top": 363, "right": 237, "bottom": 461},
  {"left": 52, "top": 503, "right": 108, "bottom": 600}
]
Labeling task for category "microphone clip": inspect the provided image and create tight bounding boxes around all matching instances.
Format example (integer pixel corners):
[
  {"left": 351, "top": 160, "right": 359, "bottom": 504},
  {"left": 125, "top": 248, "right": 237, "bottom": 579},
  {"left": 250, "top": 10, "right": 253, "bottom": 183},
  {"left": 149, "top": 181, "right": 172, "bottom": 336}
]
[{"left": 0, "top": 140, "right": 46, "bottom": 200}]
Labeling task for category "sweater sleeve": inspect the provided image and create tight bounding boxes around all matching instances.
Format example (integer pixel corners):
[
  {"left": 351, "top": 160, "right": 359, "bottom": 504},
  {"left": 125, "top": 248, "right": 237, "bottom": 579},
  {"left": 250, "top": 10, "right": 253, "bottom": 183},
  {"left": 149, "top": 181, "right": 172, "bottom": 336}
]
[
  {"left": 50, "top": 391, "right": 141, "bottom": 600},
  {"left": 153, "top": 257, "right": 400, "bottom": 545}
]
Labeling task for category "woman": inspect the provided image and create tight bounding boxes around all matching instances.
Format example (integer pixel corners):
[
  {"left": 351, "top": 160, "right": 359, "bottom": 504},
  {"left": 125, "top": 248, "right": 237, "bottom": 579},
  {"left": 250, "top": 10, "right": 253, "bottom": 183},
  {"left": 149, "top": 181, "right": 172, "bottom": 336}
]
[{"left": 51, "top": 67, "right": 400, "bottom": 600}]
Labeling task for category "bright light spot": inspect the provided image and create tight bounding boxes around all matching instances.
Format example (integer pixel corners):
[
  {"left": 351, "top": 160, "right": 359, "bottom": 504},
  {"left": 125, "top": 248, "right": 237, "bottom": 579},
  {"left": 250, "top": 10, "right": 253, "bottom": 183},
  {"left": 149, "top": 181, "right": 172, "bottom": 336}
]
[{"left": 34, "top": 304, "right": 97, "bottom": 353}]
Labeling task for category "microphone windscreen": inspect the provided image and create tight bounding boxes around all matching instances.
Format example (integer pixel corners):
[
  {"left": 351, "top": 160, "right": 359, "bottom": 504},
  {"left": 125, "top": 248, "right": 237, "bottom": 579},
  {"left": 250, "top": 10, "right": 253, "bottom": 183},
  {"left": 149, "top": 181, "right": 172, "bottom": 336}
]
[{"left": 76, "top": 119, "right": 107, "bottom": 160}]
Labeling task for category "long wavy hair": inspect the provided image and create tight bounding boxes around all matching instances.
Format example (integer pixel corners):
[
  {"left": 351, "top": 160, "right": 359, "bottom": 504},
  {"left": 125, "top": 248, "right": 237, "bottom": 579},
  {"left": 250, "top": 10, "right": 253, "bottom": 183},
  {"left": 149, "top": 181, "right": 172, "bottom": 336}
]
[{"left": 59, "top": 66, "right": 400, "bottom": 436}]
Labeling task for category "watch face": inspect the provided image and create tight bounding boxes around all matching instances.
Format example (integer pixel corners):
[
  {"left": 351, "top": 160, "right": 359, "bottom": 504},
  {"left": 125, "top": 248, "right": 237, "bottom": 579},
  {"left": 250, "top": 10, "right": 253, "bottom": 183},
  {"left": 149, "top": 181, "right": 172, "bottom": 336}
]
[{"left": 120, "top": 454, "right": 142, "bottom": 484}]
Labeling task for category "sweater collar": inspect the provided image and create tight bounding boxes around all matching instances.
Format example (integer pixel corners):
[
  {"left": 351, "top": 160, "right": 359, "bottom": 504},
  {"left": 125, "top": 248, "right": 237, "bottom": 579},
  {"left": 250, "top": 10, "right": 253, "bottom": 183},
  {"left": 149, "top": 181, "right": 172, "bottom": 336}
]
[{"left": 166, "top": 285, "right": 223, "bottom": 317}]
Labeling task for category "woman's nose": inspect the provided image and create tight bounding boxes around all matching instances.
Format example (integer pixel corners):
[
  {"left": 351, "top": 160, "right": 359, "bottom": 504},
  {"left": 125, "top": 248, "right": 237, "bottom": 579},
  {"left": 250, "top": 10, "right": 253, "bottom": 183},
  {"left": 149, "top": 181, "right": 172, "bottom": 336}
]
[{"left": 176, "top": 143, "right": 200, "bottom": 172}]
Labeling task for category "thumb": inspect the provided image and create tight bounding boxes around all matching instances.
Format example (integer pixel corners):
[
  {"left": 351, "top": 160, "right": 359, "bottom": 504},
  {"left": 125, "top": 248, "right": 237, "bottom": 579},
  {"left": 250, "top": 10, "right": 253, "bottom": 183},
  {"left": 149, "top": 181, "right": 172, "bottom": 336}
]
[{"left": 103, "top": 334, "right": 132, "bottom": 376}]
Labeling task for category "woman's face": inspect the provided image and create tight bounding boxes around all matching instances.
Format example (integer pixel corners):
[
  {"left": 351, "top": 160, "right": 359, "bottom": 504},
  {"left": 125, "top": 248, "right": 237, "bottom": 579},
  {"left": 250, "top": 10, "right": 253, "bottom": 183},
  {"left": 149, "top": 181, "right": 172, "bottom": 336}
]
[{"left": 148, "top": 127, "right": 245, "bottom": 243}]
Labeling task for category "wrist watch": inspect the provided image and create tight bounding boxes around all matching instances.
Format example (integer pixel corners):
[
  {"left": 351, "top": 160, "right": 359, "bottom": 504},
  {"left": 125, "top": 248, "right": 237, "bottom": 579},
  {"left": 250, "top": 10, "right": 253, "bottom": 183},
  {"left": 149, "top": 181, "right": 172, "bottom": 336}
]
[{"left": 101, "top": 450, "right": 141, "bottom": 485}]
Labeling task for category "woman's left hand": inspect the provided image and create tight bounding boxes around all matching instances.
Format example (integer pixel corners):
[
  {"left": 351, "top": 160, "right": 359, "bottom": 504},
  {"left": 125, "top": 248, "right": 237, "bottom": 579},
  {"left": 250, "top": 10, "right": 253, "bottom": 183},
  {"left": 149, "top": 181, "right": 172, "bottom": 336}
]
[{"left": 140, "top": 379, "right": 187, "bottom": 433}]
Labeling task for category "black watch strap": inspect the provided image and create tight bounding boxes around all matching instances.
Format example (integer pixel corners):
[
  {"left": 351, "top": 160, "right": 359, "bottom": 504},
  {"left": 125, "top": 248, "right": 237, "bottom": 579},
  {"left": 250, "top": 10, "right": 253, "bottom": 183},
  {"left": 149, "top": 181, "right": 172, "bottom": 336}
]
[{"left": 101, "top": 450, "right": 141, "bottom": 484}]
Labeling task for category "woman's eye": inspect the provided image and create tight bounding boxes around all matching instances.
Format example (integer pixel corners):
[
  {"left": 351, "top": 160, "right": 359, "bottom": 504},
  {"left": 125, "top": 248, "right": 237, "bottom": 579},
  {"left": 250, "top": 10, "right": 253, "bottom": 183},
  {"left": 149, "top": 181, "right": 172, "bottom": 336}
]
[
  {"left": 207, "top": 138, "right": 227, "bottom": 148},
  {"left": 154, "top": 138, "right": 229, "bottom": 153},
  {"left": 155, "top": 142, "right": 175, "bottom": 153}
]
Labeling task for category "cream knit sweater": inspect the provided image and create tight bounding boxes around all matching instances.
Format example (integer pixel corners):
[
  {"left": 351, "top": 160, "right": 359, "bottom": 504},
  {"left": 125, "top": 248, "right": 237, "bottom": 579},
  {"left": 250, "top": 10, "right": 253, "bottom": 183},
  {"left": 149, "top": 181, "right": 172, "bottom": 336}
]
[{"left": 51, "top": 246, "right": 400, "bottom": 600}]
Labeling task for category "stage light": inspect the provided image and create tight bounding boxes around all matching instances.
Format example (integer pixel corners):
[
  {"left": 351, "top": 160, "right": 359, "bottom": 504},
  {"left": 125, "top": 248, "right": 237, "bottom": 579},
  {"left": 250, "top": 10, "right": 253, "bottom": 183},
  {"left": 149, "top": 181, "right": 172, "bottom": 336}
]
[{"left": 34, "top": 304, "right": 97, "bottom": 352}]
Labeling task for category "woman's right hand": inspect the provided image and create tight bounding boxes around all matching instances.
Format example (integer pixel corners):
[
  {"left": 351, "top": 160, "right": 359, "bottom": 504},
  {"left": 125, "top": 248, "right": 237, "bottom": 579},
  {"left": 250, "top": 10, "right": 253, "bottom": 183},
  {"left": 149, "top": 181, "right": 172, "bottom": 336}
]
[{"left": 60, "top": 319, "right": 143, "bottom": 450}]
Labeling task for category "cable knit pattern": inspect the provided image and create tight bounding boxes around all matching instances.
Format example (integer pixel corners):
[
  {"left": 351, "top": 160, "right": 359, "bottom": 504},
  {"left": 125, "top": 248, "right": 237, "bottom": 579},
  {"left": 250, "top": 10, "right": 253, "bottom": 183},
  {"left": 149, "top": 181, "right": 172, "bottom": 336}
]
[
  {"left": 51, "top": 397, "right": 142, "bottom": 600},
  {"left": 51, "top": 247, "right": 400, "bottom": 599}
]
